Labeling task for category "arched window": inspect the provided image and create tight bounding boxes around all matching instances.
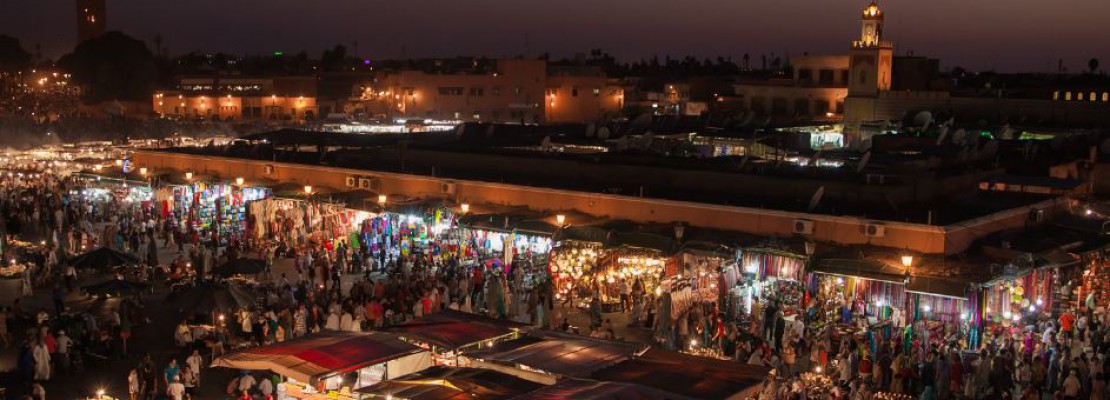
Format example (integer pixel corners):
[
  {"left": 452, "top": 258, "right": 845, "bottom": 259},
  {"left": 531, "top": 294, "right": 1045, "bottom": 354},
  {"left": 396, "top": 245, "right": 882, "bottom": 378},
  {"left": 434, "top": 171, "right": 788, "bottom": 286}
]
[
  {"left": 1078, "top": 92, "right": 1084, "bottom": 101},
  {"left": 1103, "top": 92, "right": 1109, "bottom": 102},
  {"left": 1091, "top": 92, "right": 1098, "bottom": 102},
  {"left": 1053, "top": 91, "right": 1060, "bottom": 100}
]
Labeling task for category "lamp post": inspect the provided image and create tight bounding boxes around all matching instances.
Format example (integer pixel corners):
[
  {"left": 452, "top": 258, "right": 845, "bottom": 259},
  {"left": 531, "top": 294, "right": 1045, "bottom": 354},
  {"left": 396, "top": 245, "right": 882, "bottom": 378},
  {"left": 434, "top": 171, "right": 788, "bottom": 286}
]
[{"left": 555, "top": 214, "right": 566, "bottom": 226}]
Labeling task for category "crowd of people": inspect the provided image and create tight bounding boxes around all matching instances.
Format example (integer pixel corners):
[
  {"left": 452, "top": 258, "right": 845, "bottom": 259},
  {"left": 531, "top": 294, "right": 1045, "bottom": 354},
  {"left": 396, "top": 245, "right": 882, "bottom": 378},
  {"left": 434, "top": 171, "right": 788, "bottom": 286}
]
[{"left": 6, "top": 169, "right": 1110, "bottom": 400}]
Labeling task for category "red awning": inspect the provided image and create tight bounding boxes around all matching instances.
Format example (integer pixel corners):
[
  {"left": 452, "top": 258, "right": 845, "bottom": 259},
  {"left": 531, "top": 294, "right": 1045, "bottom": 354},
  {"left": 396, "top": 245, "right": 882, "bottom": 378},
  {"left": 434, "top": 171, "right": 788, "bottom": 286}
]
[{"left": 211, "top": 331, "right": 424, "bottom": 382}]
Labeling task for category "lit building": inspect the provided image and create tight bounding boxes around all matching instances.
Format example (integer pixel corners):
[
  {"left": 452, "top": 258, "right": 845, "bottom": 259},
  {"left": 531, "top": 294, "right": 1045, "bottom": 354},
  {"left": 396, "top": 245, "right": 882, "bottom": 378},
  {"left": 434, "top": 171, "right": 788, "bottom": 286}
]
[
  {"left": 843, "top": 1, "right": 894, "bottom": 143},
  {"left": 732, "top": 55, "right": 849, "bottom": 118},
  {"left": 75, "top": 0, "right": 106, "bottom": 43},
  {"left": 153, "top": 76, "right": 318, "bottom": 122},
  {"left": 545, "top": 66, "right": 624, "bottom": 123},
  {"left": 350, "top": 59, "right": 624, "bottom": 124}
]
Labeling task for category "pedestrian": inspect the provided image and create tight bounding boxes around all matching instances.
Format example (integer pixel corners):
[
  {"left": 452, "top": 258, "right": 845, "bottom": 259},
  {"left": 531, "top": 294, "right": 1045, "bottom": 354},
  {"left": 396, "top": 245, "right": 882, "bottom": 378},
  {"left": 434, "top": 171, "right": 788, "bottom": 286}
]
[{"left": 166, "top": 375, "right": 185, "bottom": 400}]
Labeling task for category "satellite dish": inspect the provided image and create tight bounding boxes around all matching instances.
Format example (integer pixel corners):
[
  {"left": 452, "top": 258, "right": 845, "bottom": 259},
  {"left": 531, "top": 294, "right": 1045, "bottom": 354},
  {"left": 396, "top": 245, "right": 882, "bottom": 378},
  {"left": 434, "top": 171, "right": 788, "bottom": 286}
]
[
  {"left": 585, "top": 123, "right": 596, "bottom": 138},
  {"left": 615, "top": 136, "right": 630, "bottom": 151},
  {"left": 935, "top": 126, "right": 949, "bottom": 146},
  {"left": 485, "top": 125, "right": 496, "bottom": 139},
  {"left": 807, "top": 186, "right": 825, "bottom": 212},
  {"left": 540, "top": 136, "right": 553, "bottom": 149},
  {"left": 597, "top": 127, "right": 611, "bottom": 140},
  {"left": 630, "top": 114, "right": 652, "bottom": 132},
  {"left": 952, "top": 129, "right": 967, "bottom": 145},
  {"left": 856, "top": 150, "right": 872, "bottom": 173},
  {"left": 1099, "top": 138, "right": 1110, "bottom": 154},
  {"left": 738, "top": 112, "right": 754, "bottom": 128},
  {"left": 981, "top": 140, "right": 999, "bottom": 158}
]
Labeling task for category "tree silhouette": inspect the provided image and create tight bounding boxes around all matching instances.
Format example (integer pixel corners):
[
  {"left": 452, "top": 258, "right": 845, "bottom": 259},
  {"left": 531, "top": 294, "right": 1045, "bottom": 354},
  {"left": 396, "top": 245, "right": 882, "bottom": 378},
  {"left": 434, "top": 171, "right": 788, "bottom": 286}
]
[
  {"left": 0, "top": 35, "right": 31, "bottom": 72},
  {"left": 58, "top": 31, "right": 158, "bottom": 102},
  {"left": 1089, "top": 58, "right": 1100, "bottom": 74}
]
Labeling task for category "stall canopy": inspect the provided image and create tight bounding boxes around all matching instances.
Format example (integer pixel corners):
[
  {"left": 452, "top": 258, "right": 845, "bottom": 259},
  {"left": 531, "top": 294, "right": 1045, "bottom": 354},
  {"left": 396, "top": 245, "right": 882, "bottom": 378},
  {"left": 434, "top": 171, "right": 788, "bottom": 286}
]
[
  {"left": 167, "top": 281, "right": 256, "bottom": 313},
  {"left": 810, "top": 259, "right": 905, "bottom": 283},
  {"left": 212, "top": 258, "right": 267, "bottom": 277},
  {"left": 906, "top": 276, "right": 970, "bottom": 300},
  {"left": 211, "top": 331, "right": 426, "bottom": 383},
  {"left": 587, "top": 348, "right": 769, "bottom": 400},
  {"left": 355, "top": 366, "right": 542, "bottom": 400},
  {"left": 70, "top": 246, "right": 141, "bottom": 270},
  {"left": 384, "top": 310, "right": 531, "bottom": 351},
  {"left": 465, "top": 332, "right": 643, "bottom": 378},
  {"left": 509, "top": 379, "right": 698, "bottom": 400}
]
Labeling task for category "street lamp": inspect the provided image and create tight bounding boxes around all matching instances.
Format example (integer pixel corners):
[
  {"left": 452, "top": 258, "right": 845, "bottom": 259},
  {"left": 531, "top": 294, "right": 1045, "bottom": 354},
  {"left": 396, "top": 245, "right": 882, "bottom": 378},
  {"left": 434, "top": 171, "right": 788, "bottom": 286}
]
[
  {"left": 555, "top": 214, "right": 566, "bottom": 225},
  {"left": 378, "top": 194, "right": 387, "bottom": 205},
  {"left": 185, "top": 172, "right": 193, "bottom": 181},
  {"left": 115, "top": 159, "right": 123, "bottom": 166},
  {"left": 901, "top": 254, "right": 913, "bottom": 284},
  {"left": 139, "top": 167, "right": 147, "bottom": 176},
  {"left": 235, "top": 177, "right": 244, "bottom": 186},
  {"left": 460, "top": 203, "right": 470, "bottom": 214},
  {"left": 303, "top": 185, "right": 313, "bottom": 195}
]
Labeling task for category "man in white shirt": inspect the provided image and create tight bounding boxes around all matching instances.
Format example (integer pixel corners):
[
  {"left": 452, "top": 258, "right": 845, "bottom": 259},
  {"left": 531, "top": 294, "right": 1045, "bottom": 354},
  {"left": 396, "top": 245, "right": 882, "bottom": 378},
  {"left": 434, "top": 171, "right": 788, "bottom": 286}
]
[
  {"left": 259, "top": 375, "right": 274, "bottom": 398},
  {"left": 56, "top": 330, "right": 72, "bottom": 371},
  {"left": 238, "top": 372, "right": 257, "bottom": 394},
  {"left": 185, "top": 350, "right": 203, "bottom": 383},
  {"left": 167, "top": 375, "right": 186, "bottom": 400}
]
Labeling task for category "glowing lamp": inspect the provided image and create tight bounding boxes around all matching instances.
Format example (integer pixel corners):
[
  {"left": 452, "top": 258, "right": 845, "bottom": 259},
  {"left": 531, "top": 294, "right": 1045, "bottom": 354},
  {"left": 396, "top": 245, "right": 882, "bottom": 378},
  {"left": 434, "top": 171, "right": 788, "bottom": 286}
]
[
  {"left": 556, "top": 214, "right": 566, "bottom": 225},
  {"left": 304, "top": 185, "right": 313, "bottom": 194},
  {"left": 460, "top": 203, "right": 470, "bottom": 213},
  {"left": 185, "top": 172, "right": 193, "bottom": 181},
  {"left": 901, "top": 255, "right": 914, "bottom": 268},
  {"left": 235, "top": 177, "right": 244, "bottom": 186}
]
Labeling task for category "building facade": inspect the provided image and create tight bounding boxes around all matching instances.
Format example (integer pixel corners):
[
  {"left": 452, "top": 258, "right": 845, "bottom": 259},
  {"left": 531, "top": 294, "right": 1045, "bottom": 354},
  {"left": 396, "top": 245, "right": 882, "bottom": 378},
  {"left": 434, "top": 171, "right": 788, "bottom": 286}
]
[
  {"left": 732, "top": 55, "right": 849, "bottom": 119},
  {"left": 153, "top": 76, "right": 319, "bottom": 122},
  {"left": 349, "top": 59, "right": 624, "bottom": 124}
]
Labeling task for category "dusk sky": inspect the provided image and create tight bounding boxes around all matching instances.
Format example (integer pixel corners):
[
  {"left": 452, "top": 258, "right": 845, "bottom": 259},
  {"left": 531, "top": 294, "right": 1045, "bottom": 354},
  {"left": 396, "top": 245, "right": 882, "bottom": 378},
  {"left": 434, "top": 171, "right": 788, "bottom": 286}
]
[{"left": 5, "top": 0, "right": 1110, "bottom": 72}]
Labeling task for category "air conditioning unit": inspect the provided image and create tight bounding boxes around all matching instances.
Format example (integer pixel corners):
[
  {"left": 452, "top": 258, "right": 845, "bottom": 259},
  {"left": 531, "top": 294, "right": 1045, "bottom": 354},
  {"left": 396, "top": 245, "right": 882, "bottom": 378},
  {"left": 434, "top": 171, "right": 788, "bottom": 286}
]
[
  {"left": 345, "top": 177, "right": 357, "bottom": 188},
  {"left": 263, "top": 165, "right": 275, "bottom": 175},
  {"left": 440, "top": 181, "right": 457, "bottom": 195},
  {"left": 865, "top": 223, "right": 886, "bottom": 238},
  {"left": 358, "top": 177, "right": 381, "bottom": 191},
  {"left": 793, "top": 219, "right": 815, "bottom": 235},
  {"left": 1029, "top": 208, "right": 1045, "bottom": 223}
]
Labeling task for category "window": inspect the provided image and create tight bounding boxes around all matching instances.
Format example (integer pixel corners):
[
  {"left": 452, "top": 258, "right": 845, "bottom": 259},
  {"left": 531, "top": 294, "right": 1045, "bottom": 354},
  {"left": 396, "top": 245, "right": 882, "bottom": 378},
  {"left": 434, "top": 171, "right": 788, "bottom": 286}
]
[
  {"left": 469, "top": 87, "right": 484, "bottom": 96},
  {"left": 453, "top": 111, "right": 461, "bottom": 119},
  {"left": 571, "top": 88, "right": 579, "bottom": 97},
  {"left": 437, "top": 87, "right": 464, "bottom": 96},
  {"left": 798, "top": 69, "right": 813, "bottom": 83},
  {"left": 472, "top": 111, "right": 481, "bottom": 119},
  {"left": 818, "top": 69, "right": 834, "bottom": 84},
  {"left": 510, "top": 110, "right": 524, "bottom": 120},
  {"left": 492, "top": 87, "right": 501, "bottom": 96},
  {"left": 1103, "top": 92, "right": 1109, "bottom": 102},
  {"left": 1078, "top": 92, "right": 1084, "bottom": 101},
  {"left": 840, "top": 70, "right": 849, "bottom": 84},
  {"left": 513, "top": 87, "right": 523, "bottom": 96},
  {"left": 1065, "top": 92, "right": 1072, "bottom": 101},
  {"left": 1053, "top": 91, "right": 1060, "bottom": 100},
  {"left": 858, "top": 70, "right": 867, "bottom": 85},
  {"left": 1091, "top": 92, "right": 1097, "bottom": 102},
  {"left": 593, "top": 88, "right": 601, "bottom": 96}
]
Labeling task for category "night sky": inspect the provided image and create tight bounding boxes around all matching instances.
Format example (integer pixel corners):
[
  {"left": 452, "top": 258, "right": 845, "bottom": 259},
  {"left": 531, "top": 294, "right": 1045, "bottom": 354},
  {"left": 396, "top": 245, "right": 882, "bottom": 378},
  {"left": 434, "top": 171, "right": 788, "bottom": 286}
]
[{"left": 5, "top": 0, "right": 1109, "bottom": 72}]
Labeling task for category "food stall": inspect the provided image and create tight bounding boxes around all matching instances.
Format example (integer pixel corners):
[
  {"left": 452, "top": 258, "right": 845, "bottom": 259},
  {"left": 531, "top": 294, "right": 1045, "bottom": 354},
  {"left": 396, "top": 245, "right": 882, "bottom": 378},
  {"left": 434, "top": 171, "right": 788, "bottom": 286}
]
[
  {"left": 384, "top": 310, "right": 531, "bottom": 366},
  {"left": 212, "top": 331, "right": 432, "bottom": 400}
]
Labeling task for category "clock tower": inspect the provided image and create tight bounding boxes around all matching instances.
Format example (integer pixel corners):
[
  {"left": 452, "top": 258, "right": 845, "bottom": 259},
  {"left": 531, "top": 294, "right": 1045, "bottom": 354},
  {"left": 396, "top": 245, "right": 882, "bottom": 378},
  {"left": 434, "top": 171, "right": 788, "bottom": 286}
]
[{"left": 844, "top": 1, "right": 893, "bottom": 145}]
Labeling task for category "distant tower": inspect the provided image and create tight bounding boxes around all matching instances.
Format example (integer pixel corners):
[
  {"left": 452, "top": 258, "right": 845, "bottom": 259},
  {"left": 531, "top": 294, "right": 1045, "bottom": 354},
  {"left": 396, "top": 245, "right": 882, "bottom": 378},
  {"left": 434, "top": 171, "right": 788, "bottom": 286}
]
[
  {"left": 844, "top": 1, "right": 894, "bottom": 145},
  {"left": 76, "top": 0, "right": 106, "bottom": 44}
]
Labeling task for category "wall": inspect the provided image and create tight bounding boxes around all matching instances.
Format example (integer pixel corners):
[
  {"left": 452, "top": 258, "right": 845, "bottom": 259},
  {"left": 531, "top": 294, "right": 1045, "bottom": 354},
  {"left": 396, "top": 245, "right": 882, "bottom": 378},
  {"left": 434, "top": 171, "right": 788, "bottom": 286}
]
[
  {"left": 131, "top": 151, "right": 1064, "bottom": 255},
  {"left": 545, "top": 76, "right": 623, "bottom": 123}
]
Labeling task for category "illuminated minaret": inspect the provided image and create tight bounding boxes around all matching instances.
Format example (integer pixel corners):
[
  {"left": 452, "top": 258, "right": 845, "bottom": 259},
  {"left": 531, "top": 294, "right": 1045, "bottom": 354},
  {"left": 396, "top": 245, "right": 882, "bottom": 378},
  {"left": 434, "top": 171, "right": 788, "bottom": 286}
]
[
  {"left": 76, "top": 0, "right": 106, "bottom": 43},
  {"left": 844, "top": 2, "right": 894, "bottom": 144}
]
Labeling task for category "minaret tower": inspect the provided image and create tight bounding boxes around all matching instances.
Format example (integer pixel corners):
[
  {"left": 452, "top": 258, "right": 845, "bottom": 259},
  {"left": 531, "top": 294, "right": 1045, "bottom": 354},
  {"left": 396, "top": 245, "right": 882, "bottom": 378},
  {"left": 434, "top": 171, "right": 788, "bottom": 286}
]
[{"left": 844, "top": 1, "right": 893, "bottom": 144}]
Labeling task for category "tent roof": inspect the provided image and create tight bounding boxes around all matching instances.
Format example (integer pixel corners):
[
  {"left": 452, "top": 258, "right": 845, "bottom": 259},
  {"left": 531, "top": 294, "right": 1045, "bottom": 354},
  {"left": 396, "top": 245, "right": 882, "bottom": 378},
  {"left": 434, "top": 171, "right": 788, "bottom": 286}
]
[
  {"left": 355, "top": 366, "right": 542, "bottom": 400},
  {"left": 384, "top": 310, "right": 531, "bottom": 350},
  {"left": 810, "top": 258, "right": 906, "bottom": 283},
  {"left": 465, "top": 332, "right": 642, "bottom": 378},
  {"left": 211, "top": 331, "right": 425, "bottom": 382},
  {"left": 509, "top": 378, "right": 698, "bottom": 400},
  {"left": 591, "top": 348, "right": 769, "bottom": 400}
]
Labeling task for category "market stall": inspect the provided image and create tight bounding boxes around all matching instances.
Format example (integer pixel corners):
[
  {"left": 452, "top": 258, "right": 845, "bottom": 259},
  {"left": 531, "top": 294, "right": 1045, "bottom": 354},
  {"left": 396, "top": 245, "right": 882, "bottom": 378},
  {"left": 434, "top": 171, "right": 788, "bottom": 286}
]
[
  {"left": 159, "top": 182, "right": 269, "bottom": 245},
  {"left": 355, "top": 366, "right": 544, "bottom": 400},
  {"left": 384, "top": 310, "right": 531, "bottom": 366},
  {"left": 211, "top": 331, "right": 432, "bottom": 400},
  {"left": 461, "top": 331, "right": 643, "bottom": 381}
]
